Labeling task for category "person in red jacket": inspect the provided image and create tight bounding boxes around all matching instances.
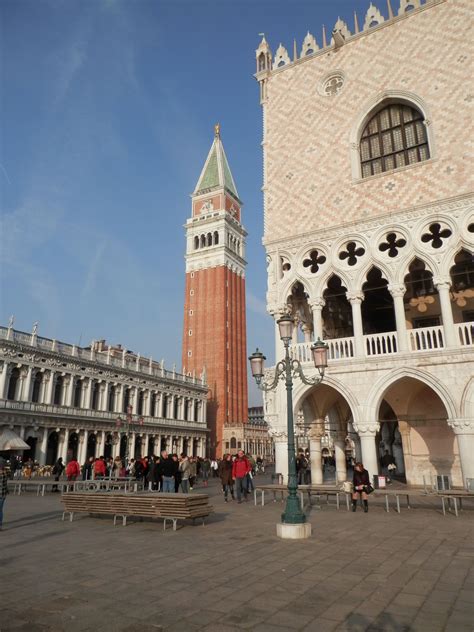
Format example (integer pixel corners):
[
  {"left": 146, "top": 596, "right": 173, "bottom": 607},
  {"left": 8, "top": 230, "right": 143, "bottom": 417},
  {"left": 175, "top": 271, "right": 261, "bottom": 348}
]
[
  {"left": 94, "top": 456, "right": 107, "bottom": 479},
  {"left": 232, "top": 450, "right": 251, "bottom": 503},
  {"left": 66, "top": 459, "right": 81, "bottom": 482}
]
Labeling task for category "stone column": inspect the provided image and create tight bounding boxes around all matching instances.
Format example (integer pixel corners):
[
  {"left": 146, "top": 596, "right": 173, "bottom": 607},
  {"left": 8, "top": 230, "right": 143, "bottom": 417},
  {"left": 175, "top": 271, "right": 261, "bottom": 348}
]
[
  {"left": 347, "top": 292, "right": 365, "bottom": 357},
  {"left": 83, "top": 379, "right": 93, "bottom": 409},
  {"left": 67, "top": 376, "right": 76, "bottom": 407},
  {"left": 45, "top": 371, "right": 56, "bottom": 404},
  {"left": 112, "top": 436, "right": 121, "bottom": 458},
  {"left": 309, "top": 424, "right": 324, "bottom": 485},
  {"left": 0, "top": 361, "right": 10, "bottom": 399},
  {"left": 310, "top": 298, "right": 325, "bottom": 341},
  {"left": 129, "top": 433, "right": 136, "bottom": 459},
  {"left": 142, "top": 434, "right": 149, "bottom": 456},
  {"left": 97, "top": 431, "right": 105, "bottom": 457},
  {"left": 79, "top": 430, "right": 89, "bottom": 464},
  {"left": 448, "top": 419, "right": 474, "bottom": 485},
  {"left": 131, "top": 387, "right": 138, "bottom": 414},
  {"left": 21, "top": 366, "right": 34, "bottom": 402},
  {"left": 116, "top": 384, "right": 124, "bottom": 413},
  {"left": 270, "top": 430, "right": 288, "bottom": 483},
  {"left": 100, "top": 382, "right": 109, "bottom": 411},
  {"left": 434, "top": 278, "right": 457, "bottom": 348},
  {"left": 388, "top": 284, "right": 409, "bottom": 352},
  {"left": 60, "top": 428, "right": 70, "bottom": 461},
  {"left": 144, "top": 391, "right": 152, "bottom": 417},
  {"left": 354, "top": 422, "right": 380, "bottom": 480},
  {"left": 334, "top": 434, "right": 347, "bottom": 483},
  {"left": 38, "top": 427, "right": 49, "bottom": 466}
]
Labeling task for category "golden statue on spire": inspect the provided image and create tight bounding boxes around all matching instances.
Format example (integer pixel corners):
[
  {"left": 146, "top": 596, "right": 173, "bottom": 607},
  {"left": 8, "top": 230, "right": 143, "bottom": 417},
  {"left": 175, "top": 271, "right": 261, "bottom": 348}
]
[{"left": 214, "top": 123, "right": 221, "bottom": 138}]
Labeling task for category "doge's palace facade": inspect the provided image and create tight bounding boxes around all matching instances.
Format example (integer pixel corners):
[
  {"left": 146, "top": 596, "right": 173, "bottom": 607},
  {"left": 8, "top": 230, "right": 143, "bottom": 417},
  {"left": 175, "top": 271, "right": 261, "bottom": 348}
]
[
  {"left": 0, "top": 325, "right": 208, "bottom": 464},
  {"left": 256, "top": 0, "right": 474, "bottom": 487}
]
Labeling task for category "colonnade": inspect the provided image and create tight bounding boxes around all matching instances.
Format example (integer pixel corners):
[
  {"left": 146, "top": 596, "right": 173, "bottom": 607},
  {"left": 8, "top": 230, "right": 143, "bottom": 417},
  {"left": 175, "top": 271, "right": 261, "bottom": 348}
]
[
  {"left": 0, "top": 361, "right": 205, "bottom": 424},
  {"left": 17, "top": 424, "right": 207, "bottom": 466}
]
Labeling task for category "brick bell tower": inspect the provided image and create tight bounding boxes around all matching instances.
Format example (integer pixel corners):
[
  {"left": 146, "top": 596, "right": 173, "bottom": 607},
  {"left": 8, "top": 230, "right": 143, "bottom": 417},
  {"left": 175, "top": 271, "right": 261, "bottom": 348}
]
[{"left": 182, "top": 124, "right": 248, "bottom": 457}]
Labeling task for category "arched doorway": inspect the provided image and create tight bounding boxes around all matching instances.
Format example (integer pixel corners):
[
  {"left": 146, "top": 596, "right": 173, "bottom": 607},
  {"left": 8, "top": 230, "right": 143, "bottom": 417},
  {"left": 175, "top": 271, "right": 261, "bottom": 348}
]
[
  {"left": 7, "top": 368, "right": 20, "bottom": 400},
  {"left": 120, "top": 435, "right": 127, "bottom": 460},
  {"left": 46, "top": 431, "right": 59, "bottom": 465},
  {"left": 298, "top": 382, "right": 357, "bottom": 485},
  {"left": 68, "top": 432, "right": 79, "bottom": 460},
  {"left": 25, "top": 436, "right": 38, "bottom": 461},
  {"left": 87, "top": 434, "right": 97, "bottom": 459},
  {"left": 104, "top": 434, "right": 113, "bottom": 459},
  {"left": 378, "top": 376, "right": 459, "bottom": 486},
  {"left": 322, "top": 275, "right": 353, "bottom": 339},
  {"left": 148, "top": 437, "right": 155, "bottom": 456}
]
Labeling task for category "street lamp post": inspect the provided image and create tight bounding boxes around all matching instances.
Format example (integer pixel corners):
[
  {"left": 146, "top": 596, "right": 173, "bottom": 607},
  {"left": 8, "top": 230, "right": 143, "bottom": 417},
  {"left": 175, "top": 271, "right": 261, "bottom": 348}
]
[
  {"left": 116, "top": 405, "right": 144, "bottom": 465},
  {"left": 249, "top": 314, "right": 328, "bottom": 538}
]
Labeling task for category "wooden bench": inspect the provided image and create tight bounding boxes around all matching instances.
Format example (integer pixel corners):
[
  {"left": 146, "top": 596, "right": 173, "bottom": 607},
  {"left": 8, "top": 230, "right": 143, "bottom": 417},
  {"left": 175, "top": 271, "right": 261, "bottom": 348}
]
[{"left": 61, "top": 492, "right": 213, "bottom": 530}]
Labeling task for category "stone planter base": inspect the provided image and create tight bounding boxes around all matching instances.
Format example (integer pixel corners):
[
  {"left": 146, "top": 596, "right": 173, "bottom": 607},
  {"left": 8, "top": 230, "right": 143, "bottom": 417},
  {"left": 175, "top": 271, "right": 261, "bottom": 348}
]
[{"left": 276, "top": 522, "right": 312, "bottom": 539}]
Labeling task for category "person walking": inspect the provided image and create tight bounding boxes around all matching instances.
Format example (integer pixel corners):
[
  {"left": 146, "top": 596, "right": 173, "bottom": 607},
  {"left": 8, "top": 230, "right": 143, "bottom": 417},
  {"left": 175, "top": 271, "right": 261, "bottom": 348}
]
[
  {"left": 179, "top": 455, "right": 191, "bottom": 493},
  {"left": 232, "top": 450, "right": 251, "bottom": 503},
  {"left": 381, "top": 450, "right": 396, "bottom": 482},
  {"left": 189, "top": 457, "right": 197, "bottom": 490},
  {"left": 52, "top": 457, "right": 64, "bottom": 492},
  {"left": 0, "top": 458, "right": 9, "bottom": 530},
  {"left": 82, "top": 456, "right": 94, "bottom": 481},
  {"left": 219, "top": 454, "right": 234, "bottom": 502},
  {"left": 94, "top": 456, "right": 106, "bottom": 480},
  {"left": 66, "top": 458, "right": 81, "bottom": 490},
  {"left": 352, "top": 462, "right": 371, "bottom": 512},
  {"left": 201, "top": 458, "right": 211, "bottom": 487}
]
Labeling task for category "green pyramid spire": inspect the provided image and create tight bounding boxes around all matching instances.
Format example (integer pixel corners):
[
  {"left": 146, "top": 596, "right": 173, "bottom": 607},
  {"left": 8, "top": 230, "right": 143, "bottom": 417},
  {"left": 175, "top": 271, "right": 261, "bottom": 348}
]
[{"left": 193, "top": 125, "right": 240, "bottom": 200}]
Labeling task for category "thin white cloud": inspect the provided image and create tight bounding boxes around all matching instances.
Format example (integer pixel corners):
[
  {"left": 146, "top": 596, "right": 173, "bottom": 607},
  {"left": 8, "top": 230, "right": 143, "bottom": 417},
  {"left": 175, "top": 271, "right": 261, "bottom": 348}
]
[{"left": 247, "top": 290, "right": 267, "bottom": 316}]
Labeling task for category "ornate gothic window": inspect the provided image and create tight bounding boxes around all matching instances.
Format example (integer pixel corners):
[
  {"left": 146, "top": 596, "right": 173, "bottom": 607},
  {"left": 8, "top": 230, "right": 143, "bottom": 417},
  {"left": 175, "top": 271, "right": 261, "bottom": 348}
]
[{"left": 360, "top": 103, "right": 429, "bottom": 178}]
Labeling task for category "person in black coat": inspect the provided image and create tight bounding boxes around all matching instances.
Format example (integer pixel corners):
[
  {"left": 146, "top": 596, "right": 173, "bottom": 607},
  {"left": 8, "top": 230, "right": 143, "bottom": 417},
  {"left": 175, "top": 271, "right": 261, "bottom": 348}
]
[{"left": 352, "top": 462, "right": 371, "bottom": 512}]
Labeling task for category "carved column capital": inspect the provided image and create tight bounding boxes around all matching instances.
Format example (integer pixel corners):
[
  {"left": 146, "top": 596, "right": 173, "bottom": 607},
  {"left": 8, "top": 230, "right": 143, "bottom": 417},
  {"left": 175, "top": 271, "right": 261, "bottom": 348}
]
[
  {"left": 310, "top": 298, "right": 325, "bottom": 310},
  {"left": 448, "top": 418, "right": 474, "bottom": 435},
  {"left": 346, "top": 291, "right": 364, "bottom": 305},
  {"left": 388, "top": 284, "right": 406, "bottom": 298},
  {"left": 353, "top": 422, "right": 380, "bottom": 437}
]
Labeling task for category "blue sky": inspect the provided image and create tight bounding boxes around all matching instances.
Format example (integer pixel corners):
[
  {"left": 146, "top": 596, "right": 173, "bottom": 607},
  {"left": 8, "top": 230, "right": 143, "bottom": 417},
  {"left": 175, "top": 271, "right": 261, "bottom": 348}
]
[{"left": 1, "top": 0, "right": 374, "bottom": 405}]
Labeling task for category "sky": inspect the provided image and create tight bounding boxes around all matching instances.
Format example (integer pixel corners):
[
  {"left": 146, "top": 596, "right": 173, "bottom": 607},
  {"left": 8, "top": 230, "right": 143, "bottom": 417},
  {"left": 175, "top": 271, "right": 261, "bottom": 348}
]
[{"left": 1, "top": 0, "right": 375, "bottom": 405}]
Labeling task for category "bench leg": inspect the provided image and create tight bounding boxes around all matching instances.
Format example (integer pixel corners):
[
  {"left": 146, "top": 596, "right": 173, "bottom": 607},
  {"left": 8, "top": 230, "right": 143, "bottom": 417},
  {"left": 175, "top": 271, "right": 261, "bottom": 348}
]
[
  {"left": 385, "top": 495, "right": 389, "bottom": 513},
  {"left": 346, "top": 494, "right": 350, "bottom": 511},
  {"left": 336, "top": 494, "right": 340, "bottom": 510},
  {"left": 407, "top": 494, "right": 411, "bottom": 509},
  {"left": 254, "top": 489, "right": 256, "bottom": 506},
  {"left": 441, "top": 497, "right": 446, "bottom": 516},
  {"left": 396, "top": 496, "right": 400, "bottom": 514},
  {"left": 453, "top": 498, "right": 459, "bottom": 518}
]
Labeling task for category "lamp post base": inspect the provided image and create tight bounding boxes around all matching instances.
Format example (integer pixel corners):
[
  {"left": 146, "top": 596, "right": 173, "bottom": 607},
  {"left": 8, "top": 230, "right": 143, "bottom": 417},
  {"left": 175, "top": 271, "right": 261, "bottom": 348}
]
[{"left": 276, "top": 522, "right": 312, "bottom": 540}]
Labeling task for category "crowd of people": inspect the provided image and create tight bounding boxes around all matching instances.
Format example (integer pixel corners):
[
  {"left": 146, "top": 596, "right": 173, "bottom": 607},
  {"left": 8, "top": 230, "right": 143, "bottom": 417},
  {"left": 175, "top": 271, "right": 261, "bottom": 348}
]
[{"left": 40, "top": 450, "right": 264, "bottom": 499}]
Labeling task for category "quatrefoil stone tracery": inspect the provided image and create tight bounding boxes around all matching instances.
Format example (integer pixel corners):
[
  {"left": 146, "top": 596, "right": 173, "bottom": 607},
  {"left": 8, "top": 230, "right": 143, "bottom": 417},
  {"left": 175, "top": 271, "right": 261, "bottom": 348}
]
[
  {"left": 339, "top": 242, "right": 365, "bottom": 266},
  {"left": 378, "top": 232, "right": 407, "bottom": 258},
  {"left": 303, "top": 250, "right": 327, "bottom": 273},
  {"left": 324, "top": 75, "right": 344, "bottom": 96},
  {"left": 421, "top": 223, "right": 452, "bottom": 249}
]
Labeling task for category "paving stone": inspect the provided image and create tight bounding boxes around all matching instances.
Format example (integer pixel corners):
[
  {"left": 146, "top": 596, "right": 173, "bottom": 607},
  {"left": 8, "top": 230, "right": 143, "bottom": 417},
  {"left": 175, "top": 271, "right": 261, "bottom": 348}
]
[{"left": 1, "top": 478, "right": 473, "bottom": 632}]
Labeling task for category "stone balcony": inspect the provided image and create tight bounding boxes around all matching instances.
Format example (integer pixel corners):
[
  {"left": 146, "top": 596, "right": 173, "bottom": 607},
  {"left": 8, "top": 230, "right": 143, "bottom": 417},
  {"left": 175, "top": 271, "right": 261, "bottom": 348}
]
[{"left": 289, "top": 321, "right": 474, "bottom": 364}]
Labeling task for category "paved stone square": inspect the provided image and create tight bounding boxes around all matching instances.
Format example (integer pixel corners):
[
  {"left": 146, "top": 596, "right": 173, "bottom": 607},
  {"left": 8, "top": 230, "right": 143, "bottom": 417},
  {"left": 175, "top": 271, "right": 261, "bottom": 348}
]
[{"left": 1, "top": 478, "right": 473, "bottom": 632}]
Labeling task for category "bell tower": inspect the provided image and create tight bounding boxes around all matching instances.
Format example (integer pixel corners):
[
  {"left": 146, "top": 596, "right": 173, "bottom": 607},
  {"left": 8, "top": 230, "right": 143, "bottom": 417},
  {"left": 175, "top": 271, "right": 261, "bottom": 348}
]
[{"left": 182, "top": 125, "right": 248, "bottom": 457}]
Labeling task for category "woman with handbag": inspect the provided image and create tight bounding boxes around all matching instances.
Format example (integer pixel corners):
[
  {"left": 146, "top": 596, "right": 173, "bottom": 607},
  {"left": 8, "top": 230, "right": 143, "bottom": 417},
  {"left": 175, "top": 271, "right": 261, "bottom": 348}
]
[{"left": 352, "top": 462, "right": 372, "bottom": 512}]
